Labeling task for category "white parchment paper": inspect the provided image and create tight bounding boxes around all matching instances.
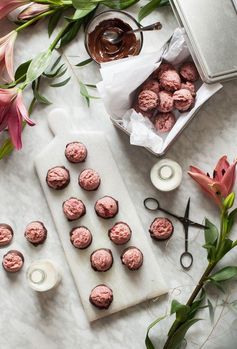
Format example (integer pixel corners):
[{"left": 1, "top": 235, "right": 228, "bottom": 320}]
[{"left": 97, "top": 28, "right": 222, "bottom": 155}]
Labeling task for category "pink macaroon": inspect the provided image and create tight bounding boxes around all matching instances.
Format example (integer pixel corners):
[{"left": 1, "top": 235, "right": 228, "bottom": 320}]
[
  {"left": 138, "top": 90, "right": 159, "bottom": 112},
  {"left": 46, "top": 166, "right": 70, "bottom": 190},
  {"left": 2, "top": 250, "right": 24, "bottom": 273},
  {"left": 0, "top": 224, "right": 13, "bottom": 247},
  {"left": 108, "top": 222, "right": 132, "bottom": 245},
  {"left": 63, "top": 197, "right": 86, "bottom": 221},
  {"left": 180, "top": 62, "right": 199, "bottom": 82},
  {"left": 90, "top": 248, "right": 113, "bottom": 272},
  {"left": 173, "top": 89, "right": 194, "bottom": 112},
  {"left": 149, "top": 217, "right": 174, "bottom": 240},
  {"left": 89, "top": 284, "right": 113, "bottom": 309},
  {"left": 157, "top": 90, "right": 174, "bottom": 113},
  {"left": 154, "top": 112, "right": 176, "bottom": 133},
  {"left": 121, "top": 246, "right": 143, "bottom": 271},
  {"left": 133, "top": 100, "right": 155, "bottom": 119},
  {"left": 181, "top": 82, "right": 196, "bottom": 97},
  {"left": 95, "top": 196, "right": 119, "bottom": 219},
  {"left": 160, "top": 70, "right": 181, "bottom": 92},
  {"left": 141, "top": 79, "right": 160, "bottom": 96},
  {"left": 70, "top": 226, "right": 92, "bottom": 249},
  {"left": 65, "top": 141, "right": 87, "bottom": 163},
  {"left": 79, "top": 169, "right": 101, "bottom": 191},
  {"left": 24, "top": 221, "right": 47, "bottom": 246},
  {"left": 153, "top": 62, "right": 176, "bottom": 80}
]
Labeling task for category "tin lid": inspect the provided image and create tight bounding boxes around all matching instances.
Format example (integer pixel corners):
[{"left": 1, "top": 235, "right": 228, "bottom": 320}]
[{"left": 170, "top": 0, "right": 237, "bottom": 83}]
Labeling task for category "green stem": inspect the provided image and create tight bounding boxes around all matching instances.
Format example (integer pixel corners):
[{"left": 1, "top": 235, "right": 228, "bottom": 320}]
[
  {"left": 186, "top": 263, "right": 215, "bottom": 306},
  {"left": 15, "top": 9, "right": 56, "bottom": 32},
  {"left": 49, "top": 23, "right": 72, "bottom": 50},
  {"left": 163, "top": 262, "right": 216, "bottom": 349}
]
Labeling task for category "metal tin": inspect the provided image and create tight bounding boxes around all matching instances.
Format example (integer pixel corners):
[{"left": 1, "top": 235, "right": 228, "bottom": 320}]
[{"left": 170, "top": 0, "right": 237, "bottom": 83}]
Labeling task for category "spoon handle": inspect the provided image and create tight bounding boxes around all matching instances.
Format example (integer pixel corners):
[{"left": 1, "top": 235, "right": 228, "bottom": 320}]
[{"left": 129, "top": 22, "right": 162, "bottom": 34}]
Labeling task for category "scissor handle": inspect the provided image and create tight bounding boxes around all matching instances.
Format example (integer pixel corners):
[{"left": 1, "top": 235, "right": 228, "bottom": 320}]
[
  {"left": 180, "top": 252, "right": 193, "bottom": 270},
  {"left": 143, "top": 198, "right": 160, "bottom": 211}
]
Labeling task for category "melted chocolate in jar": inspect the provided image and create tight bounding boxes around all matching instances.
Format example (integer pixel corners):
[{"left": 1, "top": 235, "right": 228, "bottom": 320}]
[{"left": 88, "top": 18, "right": 140, "bottom": 63}]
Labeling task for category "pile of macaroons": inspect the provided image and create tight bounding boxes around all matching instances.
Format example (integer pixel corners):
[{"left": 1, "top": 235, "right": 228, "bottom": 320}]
[{"left": 133, "top": 60, "right": 199, "bottom": 134}]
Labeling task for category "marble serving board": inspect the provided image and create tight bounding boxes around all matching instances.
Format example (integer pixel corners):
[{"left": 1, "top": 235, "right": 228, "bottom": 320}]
[{"left": 35, "top": 109, "right": 168, "bottom": 322}]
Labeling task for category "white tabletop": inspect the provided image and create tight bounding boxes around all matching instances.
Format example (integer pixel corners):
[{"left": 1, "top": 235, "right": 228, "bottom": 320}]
[{"left": 0, "top": 4, "right": 237, "bottom": 349}]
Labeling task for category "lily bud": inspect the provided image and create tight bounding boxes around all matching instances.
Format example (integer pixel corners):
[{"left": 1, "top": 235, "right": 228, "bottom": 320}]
[
  {"left": 223, "top": 192, "right": 235, "bottom": 210},
  {"left": 18, "top": 3, "right": 50, "bottom": 20}
]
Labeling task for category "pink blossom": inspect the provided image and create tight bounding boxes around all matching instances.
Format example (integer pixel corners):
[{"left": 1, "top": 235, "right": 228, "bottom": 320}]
[
  {"left": 0, "top": 31, "right": 17, "bottom": 83},
  {"left": 0, "top": 0, "right": 29, "bottom": 20},
  {"left": 0, "top": 88, "right": 35, "bottom": 149},
  {"left": 188, "top": 156, "right": 237, "bottom": 206}
]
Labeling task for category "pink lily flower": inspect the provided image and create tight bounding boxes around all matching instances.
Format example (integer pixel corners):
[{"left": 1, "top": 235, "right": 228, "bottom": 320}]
[
  {"left": 0, "top": 31, "right": 17, "bottom": 83},
  {"left": 18, "top": 3, "right": 50, "bottom": 20},
  {"left": 0, "top": 0, "right": 29, "bottom": 20},
  {"left": 0, "top": 88, "right": 35, "bottom": 149},
  {"left": 188, "top": 156, "right": 237, "bottom": 206}
]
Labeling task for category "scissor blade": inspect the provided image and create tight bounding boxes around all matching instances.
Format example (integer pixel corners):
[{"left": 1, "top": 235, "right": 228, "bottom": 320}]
[
  {"left": 188, "top": 221, "right": 207, "bottom": 229},
  {"left": 184, "top": 198, "right": 191, "bottom": 219}
]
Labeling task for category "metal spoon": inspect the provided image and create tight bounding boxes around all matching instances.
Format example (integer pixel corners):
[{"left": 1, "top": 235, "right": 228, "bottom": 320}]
[{"left": 102, "top": 21, "right": 162, "bottom": 45}]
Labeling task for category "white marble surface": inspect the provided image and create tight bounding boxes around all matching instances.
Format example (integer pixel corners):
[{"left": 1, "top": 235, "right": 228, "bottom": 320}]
[{"left": 1, "top": 3, "right": 237, "bottom": 349}]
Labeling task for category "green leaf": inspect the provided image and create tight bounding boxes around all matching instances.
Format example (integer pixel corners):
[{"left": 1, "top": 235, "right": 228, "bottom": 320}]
[
  {"left": 209, "top": 266, "right": 237, "bottom": 283},
  {"left": 216, "top": 238, "right": 233, "bottom": 260},
  {"left": 51, "top": 56, "right": 62, "bottom": 71},
  {"left": 203, "top": 219, "right": 219, "bottom": 261},
  {"left": 48, "top": 11, "right": 62, "bottom": 37},
  {"left": 204, "top": 219, "right": 218, "bottom": 245},
  {"left": 60, "top": 20, "right": 82, "bottom": 47},
  {"left": 75, "top": 58, "right": 93, "bottom": 67},
  {"left": 54, "top": 67, "right": 67, "bottom": 78},
  {"left": 223, "top": 193, "right": 235, "bottom": 210},
  {"left": 43, "top": 64, "right": 65, "bottom": 78},
  {"left": 208, "top": 279, "right": 226, "bottom": 294},
  {"left": 26, "top": 49, "right": 52, "bottom": 84},
  {"left": 170, "top": 300, "right": 190, "bottom": 320},
  {"left": 138, "top": 0, "right": 161, "bottom": 22},
  {"left": 66, "top": 7, "right": 97, "bottom": 20},
  {"left": 167, "top": 319, "right": 201, "bottom": 349},
  {"left": 0, "top": 138, "right": 14, "bottom": 160},
  {"left": 226, "top": 208, "right": 237, "bottom": 235},
  {"left": 189, "top": 289, "right": 205, "bottom": 318},
  {"left": 72, "top": 0, "right": 139, "bottom": 10},
  {"left": 32, "top": 80, "right": 52, "bottom": 105},
  {"left": 15, "top": 60, "right": 32, "bottom": 81},
  {"left": 145, "top": 315, "right": 167, "bottom": 349},
  {"left": 207, "top": 299, "right": 214, "bottom": 324},
  {"left": 85, "top": 84, "right": 96, "bottom": 88},
  {"left": 160, "top": 0, "right": 170, "bottom": 6},
  {"left": 50, "top": 76, "right": 71, "bottom": 87},
  {"left": 33, "top": 88, "right": 52, "bottom": 105},
  {"left": 103, "top": 0, "right": 140, "bottom": 9},
  {"left": 168, "top": 301, "right": 191, "bottom": 339},
  {"left": 79, "top": 81, "right": 100, "bottom": 106}
]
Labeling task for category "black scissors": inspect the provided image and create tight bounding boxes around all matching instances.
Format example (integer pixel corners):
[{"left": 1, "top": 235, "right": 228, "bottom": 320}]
[{"left": 144, "top": 197, "right": 206, "bottom": 270}]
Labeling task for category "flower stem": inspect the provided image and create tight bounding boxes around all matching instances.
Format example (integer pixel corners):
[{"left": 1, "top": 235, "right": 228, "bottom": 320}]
[
  {"left": 49, "top": 23, "right": 72, "bottom": 51},
  {"left": 15, "top": 9, "right": 56, "bottom": 32},
  {"left": 186, "top": 263, "right": 215, "bottom": 306},
  {"left": 163, "top": 262, "right": 216, "bottom": 349}
]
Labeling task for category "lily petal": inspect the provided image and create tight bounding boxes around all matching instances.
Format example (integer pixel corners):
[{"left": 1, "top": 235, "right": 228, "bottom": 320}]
[
  {"left": 7, "top": 100, "right": 22, "bottom": 150},
  {"left": 221, "top": 159, "right": 237, "bottom": 194},
  {"left": 214, "top": 155, "right": 230, "bottom": 181},
  {"left": 188, "top": 171, "right": 222, "bottom": 205},
  {"left": 16, "top": 90, "right": 35, "bottom": 126}
]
